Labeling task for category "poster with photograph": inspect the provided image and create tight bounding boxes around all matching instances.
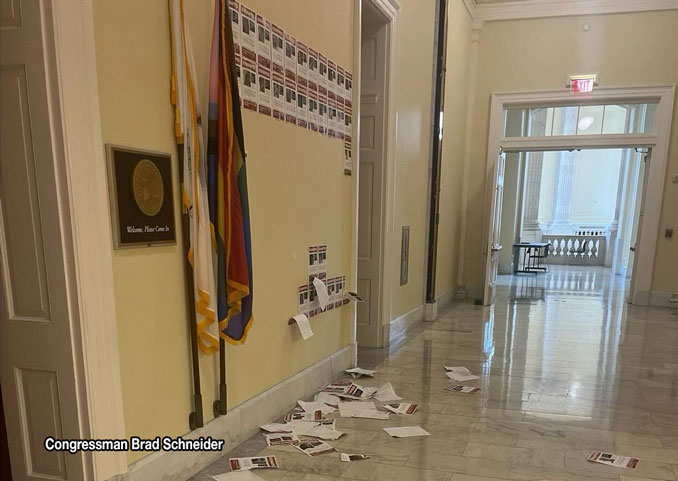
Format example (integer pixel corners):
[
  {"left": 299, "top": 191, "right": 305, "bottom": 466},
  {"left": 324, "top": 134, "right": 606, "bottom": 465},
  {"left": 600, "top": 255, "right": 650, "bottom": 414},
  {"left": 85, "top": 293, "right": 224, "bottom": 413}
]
[
  {"left": 334, "top": 276, "right": 345, "bottom": 309},
  {"left": 297, "top": 42, "right": 309, "bottom": 84},
  {"left": 308, "top": 47, "right": 319, "bottom": 91},
  {"left": 298, "top": 284, "right": 310, "bottom": 315},
  {"left": 296, "top": 77, "right": 308, "bottom": 129},
  {"left": 257, "top": 64, "right": 272, "bottom": 117},
  {"left": 255, "top": 14, "right": 271, "bottom": 68},
  {"left": 309, "top": 246, "right": 319, "bottom": 275},
  {"left": 318, "top": 91, "right": 328, "bottom": 135},
  {"left": 239, "top": 5, "right": 257, "bottom": 60},
  {"left": 229, "top": 1, "right": 240, "bottom": 55},
  {"left": 271, "top": 70, "right": 285, "bottom": 121},
  {"left": 327, "top": 60, "right": 337, "bottom": 99},
  {"left": 241, "top": 57, "right": 258, "bottom": 112},
  {"left": 587, "top": 452, "right": 639, "bottom": 469},
  {"left": 284, "top": 76, "right": 297, "bottom": 125},
  {"left": 327, "top": 97, "right": 337, "bottom": 138},
  {"left": 295, "top": 439, "right": 335, "bottom": 457},
  {"left": 318, "top": 53, "right": 328, "bottom": 98},
  {"left": 337, "top": 65, "right": 346, "bottom": 98},
  {"left": 344, "top": 142, "right": 352, "bottom": 176},
  {"left": 326, "top": 277, "right": 336, "bottom": 310},
  {"left": 284, "top": 32, "right": 296, "bottom": 80},
  {"left": 345, "top": 71, "right": 353, "bottom": 99},
  {"left": 344, "top": 100, "right": 353, "bottom": 143},
  {"left": 229, "top": 456, "right": 279, "bottom": 471},
  {"left": 271, "top": 24, "right": 285, "bottom": 70},
  {"left": 234, "top": 53, "right": 243, "bottom": 107},
  {"left": 342, "top": 276, "right": 349, "bottom": 305},
  {"left": 336, "top": 96, "right": 345, "bottom": 140},
  {"left": 318, "top": 245, "right": 327, "bottom": 275}
]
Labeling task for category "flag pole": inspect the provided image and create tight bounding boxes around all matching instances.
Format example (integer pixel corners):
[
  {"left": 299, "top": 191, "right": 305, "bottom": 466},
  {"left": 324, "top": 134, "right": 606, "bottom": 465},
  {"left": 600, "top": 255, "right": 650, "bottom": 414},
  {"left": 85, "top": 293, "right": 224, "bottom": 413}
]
[
  {"left": 178, "top": 149, "right": 204, "bottom": 430},
  {"left": 215, "top": 339, "right": 227, "bottom": 416}
]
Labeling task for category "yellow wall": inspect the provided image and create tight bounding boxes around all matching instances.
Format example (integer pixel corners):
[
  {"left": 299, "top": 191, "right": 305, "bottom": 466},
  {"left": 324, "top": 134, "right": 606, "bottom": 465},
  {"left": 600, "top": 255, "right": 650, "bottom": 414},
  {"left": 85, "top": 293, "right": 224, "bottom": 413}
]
[
  {"left": 94, "top": 0, "right": 355, "bottom": 464},
  {"left": 390, "top": 0, "right": 437, "bottom": 319},
  {"left": 463, "top": 11, "right": 678, "bottom": 296},
  {"left": 435, "top": 0, "right": 473, "bottom": 298}
]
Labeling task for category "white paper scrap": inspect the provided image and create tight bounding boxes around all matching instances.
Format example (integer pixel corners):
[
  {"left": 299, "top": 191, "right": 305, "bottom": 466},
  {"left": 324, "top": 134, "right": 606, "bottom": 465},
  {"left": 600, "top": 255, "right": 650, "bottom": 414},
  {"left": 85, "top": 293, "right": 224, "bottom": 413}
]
[
  {"left": 259, "top": 423, "right": 293, "bottom": 433},
  {"left": 340, "top": 453, "right": 371, "bottom": 462},
  {"left": 444, "top": 384, "right": 480, "bottom": 394},
  {"left": 374, "top": 382, "right": 403, "bottom": 402},
  {"left": 290, "top": 314, "right": 313, "bottom": 340},
  {"left": 295, "top": 438, "right": 335, "bottom": 457},
  {"left": 228, "top": 455, "right": 279, "bottom": 471},
  {"left": 444, "top": 366, "right": 471, "bottom": 374},
  {"left": 338, "top": 401, "right": 388, "bottom": 419},
  {"left": 212, "top": 470, "right": 265, "bottom": 481},
  {"left": 587, "top": 451, "right": 639, "bottom": 469},
  {"left": 446, "top": 371, "right": 480, "bottom": 382},
  {"left": 343, "top": 383, "right": 378, "bottom": 399},
  {"left": 264, "top": 433, "right": 300, "bottom": 446},
  {"left": 283, "top": 411, "right": 323, "bottom": 422},
  {"left": 314, "top": 392, "right": 341, "bottom": 407},
  {"left": 382, "top": 403, "right": 419, "bottom": 415},
  {"left": 313, "top": 277, "right": 330, "bottom": 310},
  {"left": 298, "top": 400, "right": 335, "bottom": 415},
  {"left": 345, "top": 367, "right": 376, "bottom": 379},
  {"left": 383, "top": 426, "right": 431, "bottom": 438}
]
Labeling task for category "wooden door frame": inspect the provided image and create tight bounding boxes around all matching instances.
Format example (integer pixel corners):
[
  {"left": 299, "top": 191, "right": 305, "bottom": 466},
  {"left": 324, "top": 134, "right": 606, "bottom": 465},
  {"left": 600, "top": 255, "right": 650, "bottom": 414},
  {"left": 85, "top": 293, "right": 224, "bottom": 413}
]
[
  {"left": 353, "top": 0, "right": 400, "bottom": 348},
  {"left": 34, "top": 1, "right": 127, "bottom": 479},
  {"left": 482, "top": 85, "right": 675, "bottom": 306}
]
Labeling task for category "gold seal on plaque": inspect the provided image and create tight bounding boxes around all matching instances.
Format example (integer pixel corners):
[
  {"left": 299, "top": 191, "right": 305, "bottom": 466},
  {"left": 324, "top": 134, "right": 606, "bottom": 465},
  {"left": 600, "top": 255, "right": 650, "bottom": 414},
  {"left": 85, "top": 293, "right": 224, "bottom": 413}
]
[{"left": 132, "top": 159, "right": 164, "bottom": 216}]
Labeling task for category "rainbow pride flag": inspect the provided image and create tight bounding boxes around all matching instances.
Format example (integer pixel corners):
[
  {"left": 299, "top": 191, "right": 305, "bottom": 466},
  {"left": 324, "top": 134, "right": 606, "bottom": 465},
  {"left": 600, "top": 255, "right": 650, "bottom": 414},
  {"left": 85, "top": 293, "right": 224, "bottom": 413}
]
[{"left": 207, "top": 0, "right": 254, "bottom": 344}]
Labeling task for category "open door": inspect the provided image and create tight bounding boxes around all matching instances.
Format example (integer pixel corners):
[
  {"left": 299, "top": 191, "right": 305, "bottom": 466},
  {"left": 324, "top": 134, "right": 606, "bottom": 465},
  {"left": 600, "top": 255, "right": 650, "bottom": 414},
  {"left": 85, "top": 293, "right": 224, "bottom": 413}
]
[
  {"left": 628, "top": 149, "right": 651, "bottom": 303},
  {"left": 482, "top": 152, "right": 506, "bottom": 305}
]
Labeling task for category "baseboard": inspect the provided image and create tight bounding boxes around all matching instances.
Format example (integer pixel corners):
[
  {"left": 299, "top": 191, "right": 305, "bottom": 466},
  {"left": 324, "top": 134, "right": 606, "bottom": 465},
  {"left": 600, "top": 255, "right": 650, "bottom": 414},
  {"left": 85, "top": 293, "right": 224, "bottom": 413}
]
[
  {"left": 455, "top": 284, "right": 467, "bottom": 299},
  {"left": 649, "top": 291, "right": 678, "bottom": 308},
  {"left": 435, "top": 288, "right": 455, "bottom": 312},
  {"left": 384, "top": 305, "right": 423, "bottom": 345},
  {"left": 127, "top": 344, "right": 355, "bottom": 481}
]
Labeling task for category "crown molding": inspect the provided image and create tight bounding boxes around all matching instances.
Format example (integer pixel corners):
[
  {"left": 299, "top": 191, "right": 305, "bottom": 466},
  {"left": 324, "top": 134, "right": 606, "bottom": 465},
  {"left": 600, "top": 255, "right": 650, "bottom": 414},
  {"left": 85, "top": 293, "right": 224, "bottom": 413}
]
[{"left": 473, "top": 0, "right": 678, "bottom": 22}]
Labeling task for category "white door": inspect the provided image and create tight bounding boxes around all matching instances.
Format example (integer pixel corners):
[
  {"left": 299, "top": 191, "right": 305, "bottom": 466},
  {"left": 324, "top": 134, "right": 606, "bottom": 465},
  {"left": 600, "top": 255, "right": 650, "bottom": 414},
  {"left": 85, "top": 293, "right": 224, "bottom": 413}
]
[
  {"left": 482, "top": 153, "right": 506, "bottom": 305},
  {"left": 1, "top": 1, "right": 86, "bottom": 479},
  {"left": 629, "top": 149, "right": 650, "bottom": 302},
  {"left": 357, "top": 12, "right": 387, "bottom": 348}
]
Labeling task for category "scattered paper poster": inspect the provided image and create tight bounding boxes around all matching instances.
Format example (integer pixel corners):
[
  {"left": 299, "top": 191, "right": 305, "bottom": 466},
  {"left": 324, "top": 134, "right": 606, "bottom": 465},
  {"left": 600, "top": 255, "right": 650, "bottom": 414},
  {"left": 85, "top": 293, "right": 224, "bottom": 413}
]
[
  {"left": 444, "top": 366, "right": 472, "bottom": 373},
  {"left": 241, "top": 57, "right": 258, "bottom": 112},
  {"left": 446, "top": 371, "right": 480, "bottom": 382},
  {"left": 290, "top": 314, "right": 313, "bottom": 340},
  {"left": 344, "top": 383, "right": 378, "bottom": 400},
  {"left": 256, "top": 64, "right": 271, "bottom": 117},
  {"left": 345, "top": 367, "right": 375, "bottom": 379},
  {"left": 383, "top": 403, "right": 419, "bottom": 415},
  {"left": 284, "top": 411, "right": 323, "bottom": 422},
  {"left": 340, "top": 453, "right": 371, "bottom": 462},
  {"left": 229, "top": 456, "right": 279, "bottom": 472},
  {"left": 383, "top": 426, "right": 431, "bottom": 438},
  {"left": 338, "top": 401, "right": 389, "bottom": 420},
  {"left": 345, "top": 291, "right": 366, "bottom": 303},
  {"left": 265, "top": 433, "right": 300, "bottom": 446},
  {"left": 374, "top": 382, "right": 403, "bottom": 402},
  {"left": 312, "top": 277, "right": 330, "bottom": 310},
  {"left": 212, "top": 469, "right": 264, "bottom": 481},
  {"left": 295, "top": 438, "right": 335, "bottom": 457},
  {"left": 444, "top": 384, "right": 480, "bottom": 394},
  {"left": 298, "top": 400, "right": 335, "bottom": 415},
  {"left": 259, "top": 422, "right": 292, "bottom": 433},
  {"left": 322, "top": 379, "right": 353, "bottom": 394},
  {"left": 238, "top": 5, "right": 257, "bottom": 58},
  {"left": 315, "top": 392, "right": 341, "bottom": 407},
  {"left": 229, "top": 1, "right": 240, "bottom": 55},
  {"left": 255, "top": 14, "right": 271, "bottom": 68},
  {"left": 587, "top": 451, "right": 639, "bottom": 469}
]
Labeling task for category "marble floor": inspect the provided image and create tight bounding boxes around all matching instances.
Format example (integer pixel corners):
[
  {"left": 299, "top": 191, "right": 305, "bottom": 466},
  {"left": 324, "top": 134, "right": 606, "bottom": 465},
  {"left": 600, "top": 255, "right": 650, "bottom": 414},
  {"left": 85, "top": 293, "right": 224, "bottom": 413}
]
[{"left": 191, "top": 266, "right": 678, "bottom": 480}]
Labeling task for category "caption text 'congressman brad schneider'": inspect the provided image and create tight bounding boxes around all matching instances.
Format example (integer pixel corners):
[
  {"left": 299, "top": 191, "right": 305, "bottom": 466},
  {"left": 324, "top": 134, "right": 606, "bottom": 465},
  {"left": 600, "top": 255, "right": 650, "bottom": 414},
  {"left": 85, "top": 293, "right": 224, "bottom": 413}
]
[{"left": 44, "top": 436, "right": 225, "bottom": 454}]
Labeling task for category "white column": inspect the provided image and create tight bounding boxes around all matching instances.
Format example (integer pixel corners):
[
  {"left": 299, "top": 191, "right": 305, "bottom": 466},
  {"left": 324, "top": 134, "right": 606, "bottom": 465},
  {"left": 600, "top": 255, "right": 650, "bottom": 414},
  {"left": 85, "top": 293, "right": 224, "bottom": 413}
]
[
  {"left": 520, "top": 108, "right": 547, "bottom": 241},
  {"left": 548, "top": 107, "right": 579, "bottom": 235}
]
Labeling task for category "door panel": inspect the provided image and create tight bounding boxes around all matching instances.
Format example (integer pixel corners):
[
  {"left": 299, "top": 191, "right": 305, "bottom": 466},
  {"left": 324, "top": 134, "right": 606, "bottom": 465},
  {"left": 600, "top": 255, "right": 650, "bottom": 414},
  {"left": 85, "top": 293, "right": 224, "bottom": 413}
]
[
  {"left": 1, "top": 1, "right": 85, "bottom": 479},
  {"left": 629, "top": 150, "right": 650, "bottom": 302},
  {"left": 357, "top": 16, "right": 387, "bottom": 347},
  {"left": 483, "top": 153, "right": 506, "bottom": 305}
]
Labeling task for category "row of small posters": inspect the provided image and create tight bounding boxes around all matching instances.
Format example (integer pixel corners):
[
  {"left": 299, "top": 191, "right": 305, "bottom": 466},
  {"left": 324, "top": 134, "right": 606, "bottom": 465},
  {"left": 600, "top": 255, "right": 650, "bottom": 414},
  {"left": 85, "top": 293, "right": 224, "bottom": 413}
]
[
  {"left": 300, "top": 245, "right": 349, "bottom": 317},
  {"left": 231, "top": 2, "right": 354, "bottom": 175}
]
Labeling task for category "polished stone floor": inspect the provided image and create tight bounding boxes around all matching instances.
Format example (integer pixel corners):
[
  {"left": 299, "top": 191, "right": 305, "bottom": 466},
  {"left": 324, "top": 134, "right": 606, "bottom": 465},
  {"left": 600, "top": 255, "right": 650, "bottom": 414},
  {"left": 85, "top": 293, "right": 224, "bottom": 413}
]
[{"left": 192, "top": 266, "right": 678, "bottom": 480}]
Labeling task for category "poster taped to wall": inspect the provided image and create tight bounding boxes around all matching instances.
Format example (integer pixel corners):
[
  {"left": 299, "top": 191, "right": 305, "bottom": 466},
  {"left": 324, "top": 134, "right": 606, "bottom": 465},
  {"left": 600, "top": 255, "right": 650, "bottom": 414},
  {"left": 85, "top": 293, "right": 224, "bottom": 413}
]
[
  {"left": 257, "top": 64, "right": 272, "bottom": 116},
  {"left": 271, "top": 70, "right": 285, "bottom": 121},
  {"left": 239, "top": 5, "right": 257, "bottom": 57},
  {"left": 296, "top": 78, "right": 308, "bottom": 129},
  {"left": 229, "top": 1, "right": 240, "bottom": 55},
  {"left": 234, "top": 53, "right": 243, "bottom": 107},
  {"left": 271, "top": 24, "right": 284, "bottom": 70},
  {"left": 241, "top": 57, "right": 258, "bottom": 112},
  {"left": 256, "top": 14, "right": 271, "bottom": 67}
]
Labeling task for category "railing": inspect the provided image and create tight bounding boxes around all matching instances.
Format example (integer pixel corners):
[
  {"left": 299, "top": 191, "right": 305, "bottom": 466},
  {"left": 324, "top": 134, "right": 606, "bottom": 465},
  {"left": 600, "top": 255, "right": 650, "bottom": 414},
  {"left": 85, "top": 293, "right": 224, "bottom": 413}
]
[{"left": 542, "top": 235, "right": 607, "bottom": 265}]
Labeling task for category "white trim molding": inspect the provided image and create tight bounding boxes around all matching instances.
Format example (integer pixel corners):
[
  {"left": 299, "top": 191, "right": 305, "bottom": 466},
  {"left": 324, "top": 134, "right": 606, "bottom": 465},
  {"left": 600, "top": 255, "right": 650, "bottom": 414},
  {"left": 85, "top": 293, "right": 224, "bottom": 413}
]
[
  {"left": 481, "top": 85, "right": 676, "bottom": 307},
  {"left": 384, "top": 305, "right": 423, "bottom": 345},
  {"left": 128, "top": 345, "right": 354, "bottom": 481},
  {"left": 473, "top": 0, "right": 678, "bottom": 22},
  {"left": 649, "top": 291, "right": 678, "bottom": 308}
]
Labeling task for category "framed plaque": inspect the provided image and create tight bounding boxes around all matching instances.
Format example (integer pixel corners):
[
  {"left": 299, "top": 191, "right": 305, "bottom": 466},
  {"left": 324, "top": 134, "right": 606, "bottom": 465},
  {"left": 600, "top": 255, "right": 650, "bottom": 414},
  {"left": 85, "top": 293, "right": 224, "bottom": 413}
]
[{"left": 106, "top": 144, "right": 176, "bottom": 248}]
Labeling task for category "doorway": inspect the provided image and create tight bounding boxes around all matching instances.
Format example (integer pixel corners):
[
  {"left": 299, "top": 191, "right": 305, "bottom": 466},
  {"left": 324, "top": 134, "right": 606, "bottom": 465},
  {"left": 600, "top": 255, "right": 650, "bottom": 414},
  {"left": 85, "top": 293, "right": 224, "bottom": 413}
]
[
  {"left": 357, "top": 0, "right": 390, "bottom": 348},
  {"left": 481, "top": 87, "right": 674, "bottom": 306}
]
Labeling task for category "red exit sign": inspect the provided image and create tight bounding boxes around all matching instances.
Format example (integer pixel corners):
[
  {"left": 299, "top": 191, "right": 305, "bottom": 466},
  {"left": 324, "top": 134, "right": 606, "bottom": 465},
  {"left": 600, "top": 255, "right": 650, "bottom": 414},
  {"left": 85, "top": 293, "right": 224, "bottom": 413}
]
[{"left": 568, "top": 74, "right": 598, "bottom": 94}]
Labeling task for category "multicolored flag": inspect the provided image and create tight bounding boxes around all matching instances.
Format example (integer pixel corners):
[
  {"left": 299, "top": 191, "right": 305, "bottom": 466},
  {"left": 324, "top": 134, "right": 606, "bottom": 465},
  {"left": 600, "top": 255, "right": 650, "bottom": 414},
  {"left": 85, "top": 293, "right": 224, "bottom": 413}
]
[
  {"left": 169, "top": 0, "right": 219, "bottom": 354},
  {"left": 207, "top": 0, "right": 254, "bottom": 344}
]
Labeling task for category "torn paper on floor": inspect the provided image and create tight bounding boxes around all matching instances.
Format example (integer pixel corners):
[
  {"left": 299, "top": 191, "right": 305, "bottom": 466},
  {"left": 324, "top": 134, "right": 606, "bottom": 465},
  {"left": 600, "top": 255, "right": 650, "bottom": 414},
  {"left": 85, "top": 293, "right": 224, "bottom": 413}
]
[
  {"left": 259, "top": 423, "right": 293, "bottom": 433},
  {"left": 338, "top": 401, "right": 389, "bottom": 419},
  {"left": 314, "top": 392, "right": 341, "bottom": 407},
  {"left": 587, "top": 451, "right": 639, "bottom": 469},
  {"left": 212, "top": 470, "right": 265, "bottom": 480},
  {"left": 228, "top": 456, "right": 279, "bottom": 471},
  {"left": 341, "top": 383, "right": 378, "bottom": 400},
  {"left": 286, "top": 420, "right": 344, "bottom": 440},
  {"left": 283, "top": 411, "right": 323, "bottom": 422},
  {"left": 340, "top": 453, "right": 371, "bottom": 462},
  {"left": 290, "top": 314, "right": 313, "bottom": 340},
  {"left": 312, "top": 277, "right": 330, "bottom": 310},
  {"left": 382, "top": 403, "right": 418, "bottom": 415},
  {"left": 444, "top": 384, "right": 480, "bottom": 394},
  {"left": 446, "top": 371, "right": 480, "bottom": 382},
  {"left": 444, "top": 366, "right": 472, "bottom": 374},
  {"left": 298, "top": 400, "right": 336, "bottom": 415},
  {"left": 295, "top": 438, "right": 336, "bottom": 456},
  {"left": 374, "top": 382, "right": 403, "bottom": 402},
  {"left": 383, "top": 426, "right": 431, "bottom": 438},
  {"left": 265, "top": 433, "right": 300, "bottom": 446},
  {"left": 345, "top": 367, "right": 376, "bottom": 379}
]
